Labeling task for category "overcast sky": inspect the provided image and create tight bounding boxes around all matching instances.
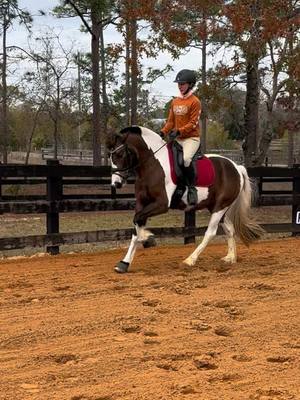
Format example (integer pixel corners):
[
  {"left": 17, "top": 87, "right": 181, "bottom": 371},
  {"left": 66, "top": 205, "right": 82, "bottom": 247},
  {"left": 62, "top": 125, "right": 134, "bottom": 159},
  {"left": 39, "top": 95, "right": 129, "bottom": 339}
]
[{"left": 9, "top": 0, "right": 224, "bottom": 100}]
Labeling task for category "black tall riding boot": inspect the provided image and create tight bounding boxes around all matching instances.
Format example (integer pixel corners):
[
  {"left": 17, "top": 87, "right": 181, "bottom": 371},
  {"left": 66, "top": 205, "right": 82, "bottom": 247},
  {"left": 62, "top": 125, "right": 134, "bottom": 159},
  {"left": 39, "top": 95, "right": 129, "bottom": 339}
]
[{"left": 184, "top": 165, "right": 198, "bottom": 206}]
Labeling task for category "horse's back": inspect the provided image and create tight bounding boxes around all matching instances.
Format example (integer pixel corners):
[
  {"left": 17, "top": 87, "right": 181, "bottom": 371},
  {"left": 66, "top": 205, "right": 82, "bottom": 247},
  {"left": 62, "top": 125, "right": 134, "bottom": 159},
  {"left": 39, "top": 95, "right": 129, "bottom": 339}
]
[
  {"left": 206, "top": 155, "right": 242, "bottom": 201},
  {"left": 206, "top": 154, "right": 241, "bottom": 178}
]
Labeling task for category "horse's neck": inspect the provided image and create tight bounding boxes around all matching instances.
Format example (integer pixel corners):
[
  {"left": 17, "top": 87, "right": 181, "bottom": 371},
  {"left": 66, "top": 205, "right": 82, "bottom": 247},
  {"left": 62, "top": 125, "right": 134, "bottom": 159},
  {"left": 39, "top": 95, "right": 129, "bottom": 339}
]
[{"left": 137, "top": 127, "right": 173, "bottom": 183}]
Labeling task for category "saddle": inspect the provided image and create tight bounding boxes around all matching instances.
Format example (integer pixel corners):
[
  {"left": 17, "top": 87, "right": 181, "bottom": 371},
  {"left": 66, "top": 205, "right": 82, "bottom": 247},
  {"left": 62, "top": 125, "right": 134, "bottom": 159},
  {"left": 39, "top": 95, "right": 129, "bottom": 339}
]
[{"left": 167, "top": 141, "right": 215, "bottom": 208}]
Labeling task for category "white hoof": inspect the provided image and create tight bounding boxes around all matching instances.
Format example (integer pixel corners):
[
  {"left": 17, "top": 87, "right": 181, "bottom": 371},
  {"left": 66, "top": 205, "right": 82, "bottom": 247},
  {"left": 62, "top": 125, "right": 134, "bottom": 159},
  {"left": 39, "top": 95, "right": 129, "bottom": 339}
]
[
  {"left": 182, "top": 257, "right": 195, "bottom": 267},
  {"left": 221, "top": 255, "right": 236, "bottom": 264}
]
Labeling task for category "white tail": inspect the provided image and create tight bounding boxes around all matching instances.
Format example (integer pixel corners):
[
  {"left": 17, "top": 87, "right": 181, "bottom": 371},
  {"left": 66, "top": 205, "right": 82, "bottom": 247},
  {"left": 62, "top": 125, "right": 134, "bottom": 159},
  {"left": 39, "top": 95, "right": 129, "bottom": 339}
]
[{"left": 226, "top": 166, "right": 265, "bottom": 246}]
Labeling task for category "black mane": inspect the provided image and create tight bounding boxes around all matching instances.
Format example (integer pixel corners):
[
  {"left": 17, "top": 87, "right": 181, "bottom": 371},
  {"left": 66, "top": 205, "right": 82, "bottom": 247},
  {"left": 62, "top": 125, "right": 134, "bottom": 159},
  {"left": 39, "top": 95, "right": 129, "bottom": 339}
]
[{"left": 120, "top": 126, "right": 142, "bottom": 135}]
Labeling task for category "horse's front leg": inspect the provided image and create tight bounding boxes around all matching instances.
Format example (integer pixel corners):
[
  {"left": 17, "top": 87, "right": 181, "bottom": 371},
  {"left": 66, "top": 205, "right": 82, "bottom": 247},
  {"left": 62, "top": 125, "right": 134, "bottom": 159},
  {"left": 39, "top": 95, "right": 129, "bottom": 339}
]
[
  {"left": 115, "top": 200, "right": 168, "bottom": 273},
  {"left": 133, "top": 200, "right": 168, "bottom": 244},
  {"left": 115, "top": 233, "right": 139, "bottom": 273}
]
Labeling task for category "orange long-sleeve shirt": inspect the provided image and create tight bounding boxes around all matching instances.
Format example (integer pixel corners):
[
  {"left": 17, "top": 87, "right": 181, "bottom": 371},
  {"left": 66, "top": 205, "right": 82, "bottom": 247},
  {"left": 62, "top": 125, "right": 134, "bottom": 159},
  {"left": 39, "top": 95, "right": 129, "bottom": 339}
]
[{"left": 161, "top": 93, "right": 201, "bottom": 139}]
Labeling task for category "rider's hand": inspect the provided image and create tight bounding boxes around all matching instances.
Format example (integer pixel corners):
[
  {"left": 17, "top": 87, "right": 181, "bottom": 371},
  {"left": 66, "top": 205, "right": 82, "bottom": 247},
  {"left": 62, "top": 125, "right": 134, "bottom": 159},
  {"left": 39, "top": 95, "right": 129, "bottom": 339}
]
[
  {"left": 168, "top": 130, "right": 180, "bottom": 141},
  {"left": 159, "top": 131, "right": 165, "bottom": 139}
]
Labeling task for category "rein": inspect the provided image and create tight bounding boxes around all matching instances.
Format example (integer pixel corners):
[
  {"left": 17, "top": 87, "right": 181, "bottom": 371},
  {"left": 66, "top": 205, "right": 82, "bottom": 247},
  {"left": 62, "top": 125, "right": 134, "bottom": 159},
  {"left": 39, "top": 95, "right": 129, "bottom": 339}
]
[{"left": 152, "top": 140, "right": 168, "bottom": 156}]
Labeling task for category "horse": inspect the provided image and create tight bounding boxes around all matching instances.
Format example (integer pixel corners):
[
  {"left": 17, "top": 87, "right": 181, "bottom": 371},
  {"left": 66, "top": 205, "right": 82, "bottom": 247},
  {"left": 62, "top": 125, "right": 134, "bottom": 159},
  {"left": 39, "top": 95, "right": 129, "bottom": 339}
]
[{"left": 107, "top": 126, "right": 264, "bottom": 273}]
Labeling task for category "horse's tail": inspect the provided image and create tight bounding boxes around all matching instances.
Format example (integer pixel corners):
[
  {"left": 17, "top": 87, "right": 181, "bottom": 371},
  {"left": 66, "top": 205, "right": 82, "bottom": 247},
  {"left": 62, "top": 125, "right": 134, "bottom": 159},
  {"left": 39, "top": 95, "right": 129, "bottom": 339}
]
[{"left": 226, "top": 165, "right": 265, "bottom": 246}]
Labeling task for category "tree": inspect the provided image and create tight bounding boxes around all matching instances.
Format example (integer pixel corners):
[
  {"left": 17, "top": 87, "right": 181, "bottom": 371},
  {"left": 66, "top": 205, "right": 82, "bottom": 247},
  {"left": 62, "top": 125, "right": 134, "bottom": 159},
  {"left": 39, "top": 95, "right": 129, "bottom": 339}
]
[
  {"left": 25, "top": 30, "right": 75, "bottom": 159},
  {"left": 0, "top": 0, "right": 32, "bottom": 163},
  {"left": 223, "top": 0, "right": 300, "bottom": 166},
  {"left": 146, "top": 0, "right": 226, "bottom": 151},
  {"left": 54, "top": 0, "right": 119, "bottom": 165}
]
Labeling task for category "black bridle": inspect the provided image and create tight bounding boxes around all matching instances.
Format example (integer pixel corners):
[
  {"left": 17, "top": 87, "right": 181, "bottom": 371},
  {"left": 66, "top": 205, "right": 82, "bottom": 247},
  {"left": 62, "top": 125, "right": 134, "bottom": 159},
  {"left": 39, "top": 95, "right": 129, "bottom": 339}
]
[
  {"left": 110, "top": 141, "right": 137, "bottom": 180},
  {"left": 110, "top": 133, "right": 168, "bottom": 179}
]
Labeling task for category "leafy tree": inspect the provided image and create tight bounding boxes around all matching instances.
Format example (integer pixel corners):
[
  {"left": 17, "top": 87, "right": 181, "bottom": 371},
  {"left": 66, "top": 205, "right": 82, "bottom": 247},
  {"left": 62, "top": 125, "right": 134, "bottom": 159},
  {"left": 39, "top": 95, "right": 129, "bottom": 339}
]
[
  {"left": 207, "top": 120, "right": 237, "bottom": 150},
  {"left": 147, "top": 0, "right": 225, "bottom": 151},
  {"left": 223, "top": 0, "right": 300, "bottom": 166}
]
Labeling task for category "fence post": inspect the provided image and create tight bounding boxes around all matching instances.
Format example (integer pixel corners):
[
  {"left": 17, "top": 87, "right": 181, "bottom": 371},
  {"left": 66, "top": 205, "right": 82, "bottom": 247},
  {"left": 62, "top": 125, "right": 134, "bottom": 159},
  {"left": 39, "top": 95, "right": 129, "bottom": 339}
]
[
  {"left": 0, "top": 162, "right": 2, "bottom": 215},
  {"left": 111, "top": 185, "right": 116, "bottom": 200},
  {"left": 184, "top": 210, "right": 196, "bottom": 244},
  {"left": 46, "top": 159, "right": 63, "bottom": 254},
  {"left": 292, "top": 164, "right": 300, "bottom": 236}
]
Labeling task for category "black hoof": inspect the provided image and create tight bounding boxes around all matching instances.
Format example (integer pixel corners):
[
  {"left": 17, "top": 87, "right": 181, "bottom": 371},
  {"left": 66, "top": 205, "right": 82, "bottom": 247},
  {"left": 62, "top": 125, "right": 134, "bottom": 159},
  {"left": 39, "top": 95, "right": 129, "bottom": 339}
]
[
  {"left": 143, "top": 235, "right": 157, "bottom": 248},
  {"left": 114, "top": 261, "right": 129, "bottom": 273}
]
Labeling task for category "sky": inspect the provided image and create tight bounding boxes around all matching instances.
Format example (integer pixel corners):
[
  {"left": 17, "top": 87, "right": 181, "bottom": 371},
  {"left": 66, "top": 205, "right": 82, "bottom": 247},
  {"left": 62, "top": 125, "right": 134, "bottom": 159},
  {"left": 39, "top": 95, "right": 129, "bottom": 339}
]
[{"left": 9, "top": 0, "right": 225, "bottom": 101}]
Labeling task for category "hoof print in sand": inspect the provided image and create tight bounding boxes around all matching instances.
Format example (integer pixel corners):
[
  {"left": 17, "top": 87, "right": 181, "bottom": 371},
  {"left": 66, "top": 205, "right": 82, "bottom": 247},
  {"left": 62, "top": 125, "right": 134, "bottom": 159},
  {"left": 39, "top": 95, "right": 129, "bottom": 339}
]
[{"left": 214, "top": 326, "right": 232, "bottom": 337}]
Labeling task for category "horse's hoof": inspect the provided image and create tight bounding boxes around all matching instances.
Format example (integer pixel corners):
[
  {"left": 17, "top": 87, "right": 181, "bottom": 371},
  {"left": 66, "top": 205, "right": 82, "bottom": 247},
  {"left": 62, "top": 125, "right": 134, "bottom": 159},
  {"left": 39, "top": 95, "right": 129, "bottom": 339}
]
[
  {"left": 114, "top": 261, "right": 129, "bottom": 273},
  {"left": 182, "top": 257, "right": 194, "bottom": 267},
  {"left": 221, "top": 256, "right": 236, "bottom": 264},
  {"left": 143, "top": 235, "right": 156, "bottom": 248}
]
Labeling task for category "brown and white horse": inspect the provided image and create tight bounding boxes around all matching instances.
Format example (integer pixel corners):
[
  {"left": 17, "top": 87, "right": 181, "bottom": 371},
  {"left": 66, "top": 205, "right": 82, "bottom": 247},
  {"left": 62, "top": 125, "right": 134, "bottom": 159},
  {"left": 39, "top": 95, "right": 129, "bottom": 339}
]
[{"left": 108, "top": 126, "right": 264, "bottom": 273}]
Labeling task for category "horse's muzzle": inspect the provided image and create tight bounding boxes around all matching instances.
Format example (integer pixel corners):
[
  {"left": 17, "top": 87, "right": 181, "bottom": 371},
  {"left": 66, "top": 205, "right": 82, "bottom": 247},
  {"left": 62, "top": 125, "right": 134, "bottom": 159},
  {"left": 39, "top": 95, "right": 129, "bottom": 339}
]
[{"left": 112, "top": 181, "right": 123, "bottom": 189}]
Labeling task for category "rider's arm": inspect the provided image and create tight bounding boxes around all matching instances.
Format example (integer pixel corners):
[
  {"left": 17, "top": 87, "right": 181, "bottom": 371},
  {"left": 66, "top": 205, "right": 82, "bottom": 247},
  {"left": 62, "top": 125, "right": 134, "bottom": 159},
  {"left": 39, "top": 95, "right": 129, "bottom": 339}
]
[{"left": 161, "top": 101, "right": 175, "bottom": 135}]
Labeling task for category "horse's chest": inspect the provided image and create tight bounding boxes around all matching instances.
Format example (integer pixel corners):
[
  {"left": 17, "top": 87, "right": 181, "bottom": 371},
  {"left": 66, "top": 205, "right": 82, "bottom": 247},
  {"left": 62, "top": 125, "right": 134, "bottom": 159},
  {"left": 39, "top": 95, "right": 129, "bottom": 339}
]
[{"left": 135, "top": 179, "right": 166, "bottom": 205}]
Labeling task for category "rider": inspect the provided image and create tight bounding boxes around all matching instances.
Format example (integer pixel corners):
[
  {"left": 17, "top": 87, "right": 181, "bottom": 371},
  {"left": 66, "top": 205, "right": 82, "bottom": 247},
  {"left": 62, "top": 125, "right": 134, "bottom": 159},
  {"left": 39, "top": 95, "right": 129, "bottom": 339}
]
[{"left": 160, "top": 69, "right": 201, "bottom": 206}]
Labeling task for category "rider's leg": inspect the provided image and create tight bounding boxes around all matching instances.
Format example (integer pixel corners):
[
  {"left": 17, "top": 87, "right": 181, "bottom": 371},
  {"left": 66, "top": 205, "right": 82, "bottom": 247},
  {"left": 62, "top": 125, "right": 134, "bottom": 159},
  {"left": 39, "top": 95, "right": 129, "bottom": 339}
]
[{"left": 177, "top": 137, "right": 200, "bottom": 205}]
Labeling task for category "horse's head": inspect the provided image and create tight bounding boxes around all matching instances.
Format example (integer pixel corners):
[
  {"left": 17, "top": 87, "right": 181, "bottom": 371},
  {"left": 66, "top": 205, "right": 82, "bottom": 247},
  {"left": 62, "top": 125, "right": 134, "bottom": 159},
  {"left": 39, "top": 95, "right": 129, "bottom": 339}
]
[{"left": 107, "top": 128, "right": 139, "bottom": 189}]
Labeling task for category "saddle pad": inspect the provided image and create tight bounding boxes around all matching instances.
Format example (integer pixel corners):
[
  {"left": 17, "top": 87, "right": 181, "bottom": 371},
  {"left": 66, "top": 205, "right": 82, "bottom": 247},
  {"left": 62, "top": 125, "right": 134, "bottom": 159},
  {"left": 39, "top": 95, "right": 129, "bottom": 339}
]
[
  {"left": 195, "top": 157, "right": 215, "bottom": 187},
  {"left": 167, "top": 145, "right": 215, "bottom": 187}
]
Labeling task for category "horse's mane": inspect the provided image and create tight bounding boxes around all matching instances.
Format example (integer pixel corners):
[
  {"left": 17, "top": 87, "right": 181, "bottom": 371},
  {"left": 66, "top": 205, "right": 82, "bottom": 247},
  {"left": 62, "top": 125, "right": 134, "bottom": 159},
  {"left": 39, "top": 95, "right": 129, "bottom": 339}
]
[
  {"left": 119, "top": 126, "right": 164, "bottom": 151},
  {"left": 120, "top": 126, "right": 142, "bottom": 135}
]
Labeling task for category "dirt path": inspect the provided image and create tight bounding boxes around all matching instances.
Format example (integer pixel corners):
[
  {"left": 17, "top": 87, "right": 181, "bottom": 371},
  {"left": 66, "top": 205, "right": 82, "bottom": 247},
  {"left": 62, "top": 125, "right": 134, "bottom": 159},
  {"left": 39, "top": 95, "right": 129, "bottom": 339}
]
[{"left": 0, "top": 238, "right": 299, "bottom": 400}]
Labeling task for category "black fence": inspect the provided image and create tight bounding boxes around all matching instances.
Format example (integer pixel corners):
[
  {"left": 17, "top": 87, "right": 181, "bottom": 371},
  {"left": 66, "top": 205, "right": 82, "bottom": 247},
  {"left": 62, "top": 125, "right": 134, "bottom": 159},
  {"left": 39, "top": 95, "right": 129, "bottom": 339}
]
[{"left": 0, "top": 161, "right": 299, "bottom": 254}]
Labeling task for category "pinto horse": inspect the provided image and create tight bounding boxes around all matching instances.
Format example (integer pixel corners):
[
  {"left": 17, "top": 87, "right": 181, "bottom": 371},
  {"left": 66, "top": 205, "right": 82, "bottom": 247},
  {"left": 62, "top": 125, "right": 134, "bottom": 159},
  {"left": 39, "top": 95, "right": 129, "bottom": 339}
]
[{"left": 108, "top": 126, "right": 264, "bottom": 273}]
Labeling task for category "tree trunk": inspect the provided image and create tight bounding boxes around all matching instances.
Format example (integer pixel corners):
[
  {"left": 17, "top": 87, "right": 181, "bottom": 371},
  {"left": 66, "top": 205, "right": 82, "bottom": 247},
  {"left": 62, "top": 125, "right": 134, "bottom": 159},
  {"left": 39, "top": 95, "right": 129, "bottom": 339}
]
[
  {"left": 125, "top": 21, "right": 131, "bottom": 126},
  {"left": 25, "top": 104, "right": 43, "bottom": 164},
  {"left": 243, "top": 58, "right": 259, "bottom": 167},
  {"left": 91, "top": 8, "right": 102, "bottom": 166},
  {"left": 99, "top": 19, "right": 109, "bottom": 165},
  {"left": 1, "top": 12, "right": 8, "bottom": 164},
  {"left": 200, "top": 23, "right": 207, "bottom": 153},
  {"left": 130, "top": 18, "right": 138, "bottom": 125},
  {"left": 288, "top": 131, "right": 294, "bottom": 167},
  {"left": 77, "top": 52, "right": 82, "bottom": 151},
  {"left": 53, "top": 80, "right": 61, "bottom": 160},
  {"left": 255, "top": 109, "right": 273, "bottom": 166}
]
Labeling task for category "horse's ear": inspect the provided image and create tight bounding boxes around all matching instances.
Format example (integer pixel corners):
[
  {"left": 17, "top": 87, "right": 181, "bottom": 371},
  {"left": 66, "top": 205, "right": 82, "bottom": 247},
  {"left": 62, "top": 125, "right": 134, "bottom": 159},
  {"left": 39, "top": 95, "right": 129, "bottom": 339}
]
[
  {"left": 120, "top": 126, "right": 142, "bottom": 135},
  {"left": 106, "top": 130, "right": 124, "bottom": 150},
  {"left": 106, "top": 130, "right": 115, "bottom": 150}
]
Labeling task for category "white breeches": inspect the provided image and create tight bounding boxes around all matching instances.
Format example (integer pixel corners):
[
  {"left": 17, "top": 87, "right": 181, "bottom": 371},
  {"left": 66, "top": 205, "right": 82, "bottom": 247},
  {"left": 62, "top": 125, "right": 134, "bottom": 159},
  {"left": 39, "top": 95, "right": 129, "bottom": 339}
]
[{"left": 176, "top": 137, "right": 200, "bottom": 167}]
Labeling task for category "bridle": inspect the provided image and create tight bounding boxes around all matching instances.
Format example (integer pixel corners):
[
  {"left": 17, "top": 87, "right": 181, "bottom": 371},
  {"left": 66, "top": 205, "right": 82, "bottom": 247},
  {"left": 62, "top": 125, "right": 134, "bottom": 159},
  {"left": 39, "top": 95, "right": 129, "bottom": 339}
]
[
  {"left": 110, "top": 141, "right": 137, "bottom": 181},
  {"left": 110, "top": 133, "right": 168, "bottom": 180}
]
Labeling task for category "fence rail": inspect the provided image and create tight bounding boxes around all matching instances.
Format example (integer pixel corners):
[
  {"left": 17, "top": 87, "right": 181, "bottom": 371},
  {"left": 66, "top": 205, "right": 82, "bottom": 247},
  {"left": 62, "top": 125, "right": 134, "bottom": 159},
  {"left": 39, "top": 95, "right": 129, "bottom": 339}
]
[{"left": 0, "top": 162, "right": 299, "bottom": 254}]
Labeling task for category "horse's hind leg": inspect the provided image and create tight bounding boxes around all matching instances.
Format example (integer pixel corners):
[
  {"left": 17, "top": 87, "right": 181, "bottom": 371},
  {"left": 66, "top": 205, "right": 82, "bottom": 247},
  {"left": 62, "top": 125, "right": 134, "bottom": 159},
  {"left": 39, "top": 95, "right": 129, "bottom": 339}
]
[
  {"left": 183, "top": 208, "right": 228, "bottom": 267},
  {"left": 220, "top": 216, "right": 237, "bottom": 263}
]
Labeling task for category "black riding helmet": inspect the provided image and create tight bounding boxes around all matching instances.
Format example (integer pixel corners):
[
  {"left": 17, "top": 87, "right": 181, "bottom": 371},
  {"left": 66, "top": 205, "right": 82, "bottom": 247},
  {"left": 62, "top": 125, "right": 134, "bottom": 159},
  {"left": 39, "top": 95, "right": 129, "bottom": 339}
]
[{"left": 174, "top": 69, "right": 197, "bottom": 89}]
